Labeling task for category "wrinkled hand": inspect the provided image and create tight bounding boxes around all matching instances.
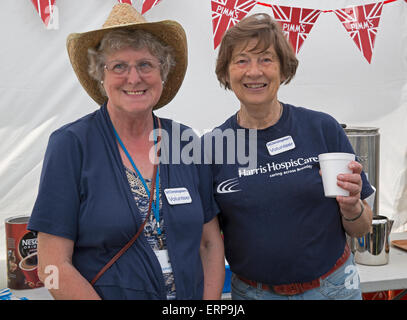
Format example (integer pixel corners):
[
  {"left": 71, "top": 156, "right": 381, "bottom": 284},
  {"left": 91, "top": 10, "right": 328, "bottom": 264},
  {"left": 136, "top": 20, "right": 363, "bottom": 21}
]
[{"left": 336, "top": 161, "right": 363, "bottom": 218}]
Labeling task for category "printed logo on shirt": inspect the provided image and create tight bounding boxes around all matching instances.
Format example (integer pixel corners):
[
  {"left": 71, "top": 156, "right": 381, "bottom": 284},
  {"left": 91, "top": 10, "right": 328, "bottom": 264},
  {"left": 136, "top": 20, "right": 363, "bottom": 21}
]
[
  {"left": 238, "top": 156, "right": 318, "bottom": 178},
  {"left": 216, "top": 157, "right": 319, "bottom": 194},
  {"left": 234, "top": 156, "right": 318, "bottom": 180},
  {"left": 216, "top": 178, "right": 241, "bottom": 194}
]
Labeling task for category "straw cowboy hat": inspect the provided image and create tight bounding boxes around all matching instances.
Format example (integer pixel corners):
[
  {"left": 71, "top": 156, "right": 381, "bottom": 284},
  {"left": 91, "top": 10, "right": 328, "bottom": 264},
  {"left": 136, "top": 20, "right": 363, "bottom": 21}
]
[{"left": 66, "top": 3, "right": 188, "bottom": 110}]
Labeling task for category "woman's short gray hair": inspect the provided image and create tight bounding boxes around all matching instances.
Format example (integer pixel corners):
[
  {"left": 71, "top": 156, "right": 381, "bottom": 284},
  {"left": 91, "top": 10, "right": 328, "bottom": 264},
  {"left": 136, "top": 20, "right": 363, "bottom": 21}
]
[{"left": 88, "top": 29, "right": 175, "bottom": 97}]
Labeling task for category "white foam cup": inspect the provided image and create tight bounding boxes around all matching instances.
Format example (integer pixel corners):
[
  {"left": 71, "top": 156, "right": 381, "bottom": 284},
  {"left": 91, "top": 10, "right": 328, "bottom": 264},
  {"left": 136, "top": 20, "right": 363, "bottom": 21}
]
[{"left": 318, "top": 152, "right": 355, "bottom": 198}]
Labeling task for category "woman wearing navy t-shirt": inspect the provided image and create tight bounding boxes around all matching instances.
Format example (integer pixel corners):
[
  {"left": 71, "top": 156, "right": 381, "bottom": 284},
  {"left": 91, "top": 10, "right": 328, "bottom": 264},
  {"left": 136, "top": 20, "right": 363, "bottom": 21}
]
[{"left": 206, "top": 13, "right": 374, "bottom": 300}]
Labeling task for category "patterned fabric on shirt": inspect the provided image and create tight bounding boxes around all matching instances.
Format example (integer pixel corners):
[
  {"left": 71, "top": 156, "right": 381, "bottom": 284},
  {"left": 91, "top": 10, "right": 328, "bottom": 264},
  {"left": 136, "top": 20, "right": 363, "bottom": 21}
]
[{"left": 125, "top": 167, "right": 176, "bottom": 300}]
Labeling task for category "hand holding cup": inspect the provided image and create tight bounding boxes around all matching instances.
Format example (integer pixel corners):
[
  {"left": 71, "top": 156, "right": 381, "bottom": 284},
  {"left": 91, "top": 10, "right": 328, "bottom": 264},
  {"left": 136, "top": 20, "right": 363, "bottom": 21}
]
[
  {"left": 318, "top": 152, "right": 363, "bottom": 218},
  {"left": 335, "top": 160, "right": 363, "bottom": 217},
  {"left": 318, "top": 152, "right": 356, "bottom": 198}
]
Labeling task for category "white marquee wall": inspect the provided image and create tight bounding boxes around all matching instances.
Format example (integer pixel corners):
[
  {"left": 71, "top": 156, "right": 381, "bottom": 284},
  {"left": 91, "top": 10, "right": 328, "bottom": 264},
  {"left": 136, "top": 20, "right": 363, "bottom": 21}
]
[{"left": 0, "top": 0, "right": 406, "bottom": 287}]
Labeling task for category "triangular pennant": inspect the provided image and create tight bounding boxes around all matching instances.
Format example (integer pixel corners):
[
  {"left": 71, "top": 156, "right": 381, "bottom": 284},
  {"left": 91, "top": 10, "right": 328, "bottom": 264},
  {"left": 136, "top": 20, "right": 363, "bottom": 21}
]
[
  {"left": 334, "top": 2, "right": 384, "bottom": 63},
  {"left": 117, "top": 0, "right": 133, "bottom": 5},
  {"left": 270, "top": 5, "right": 321, "bottom": 55},
  {"left": 211, "top": 0, "right": 257, "bottom": 49},
  {"left": 142, "top": 0, "right": 162, "bottom": 14},
  {"left": 30, "top": 0, "right": 56, "bottom": 27}
]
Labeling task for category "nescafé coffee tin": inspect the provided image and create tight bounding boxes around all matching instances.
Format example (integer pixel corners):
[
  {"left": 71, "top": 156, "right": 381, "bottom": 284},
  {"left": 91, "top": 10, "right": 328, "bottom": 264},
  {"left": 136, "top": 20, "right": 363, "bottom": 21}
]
[{"left": 5, "top": 216, "right": 43, "bottom": 289}]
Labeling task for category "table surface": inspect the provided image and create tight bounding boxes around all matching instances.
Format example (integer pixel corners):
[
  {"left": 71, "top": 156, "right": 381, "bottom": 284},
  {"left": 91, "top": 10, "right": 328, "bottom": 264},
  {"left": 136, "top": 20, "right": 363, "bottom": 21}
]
[
  {"left": 5, "top": 232, "right": 407, "bottom": 300},
  {"left": 357, "top": 232, "right": 407, "bottom": 293}
]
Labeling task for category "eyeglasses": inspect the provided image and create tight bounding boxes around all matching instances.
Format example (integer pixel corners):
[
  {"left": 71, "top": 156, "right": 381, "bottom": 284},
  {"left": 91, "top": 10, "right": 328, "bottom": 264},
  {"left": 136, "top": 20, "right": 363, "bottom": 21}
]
[
  {"left": 232, "top": 57, "right": 276, "bottom": 70},
  {"left": 104, "top": 59, "right": 161, "bottom": 76}
]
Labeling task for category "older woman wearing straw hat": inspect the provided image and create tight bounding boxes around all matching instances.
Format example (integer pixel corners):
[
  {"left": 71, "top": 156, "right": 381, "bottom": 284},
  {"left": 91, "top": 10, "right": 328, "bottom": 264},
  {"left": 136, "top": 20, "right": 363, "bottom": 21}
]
[{"left": 28, "top": 4, "right": 224, "bottom": 300}]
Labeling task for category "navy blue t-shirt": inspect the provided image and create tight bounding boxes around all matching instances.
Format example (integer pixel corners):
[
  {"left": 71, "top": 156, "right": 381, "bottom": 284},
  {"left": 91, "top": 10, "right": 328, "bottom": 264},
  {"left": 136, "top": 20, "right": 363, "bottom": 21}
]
[
  {"left": 28, "top": 104, "right": 218, "bottom": 299},
  {"left": 204, "top": 103, "right": 374, "bottom": 285}
]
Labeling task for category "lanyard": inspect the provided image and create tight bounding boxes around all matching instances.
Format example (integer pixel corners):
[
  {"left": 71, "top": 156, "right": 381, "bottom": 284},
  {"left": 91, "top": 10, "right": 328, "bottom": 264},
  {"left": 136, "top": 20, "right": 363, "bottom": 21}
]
[{"left": 112, "top": 120, "right": 162, "bottom": 235}]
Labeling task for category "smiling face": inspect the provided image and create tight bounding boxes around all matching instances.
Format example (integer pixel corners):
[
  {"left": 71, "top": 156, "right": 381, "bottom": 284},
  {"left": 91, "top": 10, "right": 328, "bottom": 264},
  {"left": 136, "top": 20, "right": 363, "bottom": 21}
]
[
  {"left": 227, "top": 38, "right": 283, "bottom": 111},
  {"left": 103, "top": 47, "right": 163, "bottom": 119}
]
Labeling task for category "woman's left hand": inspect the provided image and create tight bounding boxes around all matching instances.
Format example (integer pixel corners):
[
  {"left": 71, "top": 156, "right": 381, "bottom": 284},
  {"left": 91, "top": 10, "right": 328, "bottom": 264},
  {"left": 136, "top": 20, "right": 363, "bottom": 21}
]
[{"left": 336, "top": 161, "right": 363, "bottom": 219}]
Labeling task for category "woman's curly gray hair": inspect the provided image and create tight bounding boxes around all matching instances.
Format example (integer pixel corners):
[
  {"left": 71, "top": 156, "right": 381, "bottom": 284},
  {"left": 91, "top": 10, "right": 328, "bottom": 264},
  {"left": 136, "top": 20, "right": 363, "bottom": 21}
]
[{"left": 88, "top": 29, "right": 175, "bottom": 97}]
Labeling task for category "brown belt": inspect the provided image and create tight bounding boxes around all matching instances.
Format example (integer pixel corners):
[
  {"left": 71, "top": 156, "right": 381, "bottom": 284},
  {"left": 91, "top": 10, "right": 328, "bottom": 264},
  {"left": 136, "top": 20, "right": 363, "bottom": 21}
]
[{"left": 237, "top": 244, "right": 351, "bottom": 296}]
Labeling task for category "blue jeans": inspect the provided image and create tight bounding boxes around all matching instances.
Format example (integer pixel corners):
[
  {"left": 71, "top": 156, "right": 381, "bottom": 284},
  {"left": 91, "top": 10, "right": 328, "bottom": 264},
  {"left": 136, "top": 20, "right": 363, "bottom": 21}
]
[{"left": 231, "top": 254, "right": 362, "bottom": 300}]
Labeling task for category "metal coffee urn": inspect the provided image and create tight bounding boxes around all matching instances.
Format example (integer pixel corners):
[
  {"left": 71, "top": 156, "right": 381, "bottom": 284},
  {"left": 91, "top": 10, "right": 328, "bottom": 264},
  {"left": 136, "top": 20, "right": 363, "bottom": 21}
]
[{"left": 344, "top": 126, "right": 380, "bottom": 215}]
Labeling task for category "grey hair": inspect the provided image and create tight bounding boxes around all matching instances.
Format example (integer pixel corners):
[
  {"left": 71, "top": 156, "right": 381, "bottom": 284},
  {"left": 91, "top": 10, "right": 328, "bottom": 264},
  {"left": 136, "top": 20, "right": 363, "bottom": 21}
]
[{"left": 88, "top": 29, "right": 175, "bottom": 97}]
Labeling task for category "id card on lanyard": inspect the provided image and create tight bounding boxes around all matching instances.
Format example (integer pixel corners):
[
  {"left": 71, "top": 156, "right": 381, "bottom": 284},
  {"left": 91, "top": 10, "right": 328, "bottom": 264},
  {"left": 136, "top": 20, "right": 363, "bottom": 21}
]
[{"left": 154, "top": 249, "right": 173, "bottom": 275}]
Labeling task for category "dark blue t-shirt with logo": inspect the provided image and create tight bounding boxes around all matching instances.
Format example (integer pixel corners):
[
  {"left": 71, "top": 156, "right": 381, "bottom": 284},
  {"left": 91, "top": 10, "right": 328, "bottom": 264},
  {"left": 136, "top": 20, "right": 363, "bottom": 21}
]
[{"left": 204, "top": 103, "right": 374, "bottom": 285}]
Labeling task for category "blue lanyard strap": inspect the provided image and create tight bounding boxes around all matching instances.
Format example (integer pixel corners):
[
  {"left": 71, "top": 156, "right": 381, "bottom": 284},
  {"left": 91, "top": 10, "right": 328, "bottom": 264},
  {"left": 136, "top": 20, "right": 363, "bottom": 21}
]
[{"left": 113, "top": 119, "right": 162, "bottom": 235}]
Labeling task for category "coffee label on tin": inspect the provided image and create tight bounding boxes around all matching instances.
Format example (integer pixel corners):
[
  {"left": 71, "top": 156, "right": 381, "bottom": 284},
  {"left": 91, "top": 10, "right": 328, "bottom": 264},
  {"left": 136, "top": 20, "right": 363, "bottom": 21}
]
[{"left": 5, "top": 216, "right": 43, "bottom": 289}]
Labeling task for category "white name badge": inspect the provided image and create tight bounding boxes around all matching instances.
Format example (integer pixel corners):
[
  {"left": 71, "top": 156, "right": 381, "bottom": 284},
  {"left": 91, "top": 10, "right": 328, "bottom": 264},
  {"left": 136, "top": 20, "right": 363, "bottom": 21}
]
[
  {"left": 164, "top": 187, "right": 192, "bottom": 205},
  {"left": 154, "top": 249, "right": 173, "bottom": 274},
  {"left": 266, "top": 136, "right": 295, "bottom": 156}
]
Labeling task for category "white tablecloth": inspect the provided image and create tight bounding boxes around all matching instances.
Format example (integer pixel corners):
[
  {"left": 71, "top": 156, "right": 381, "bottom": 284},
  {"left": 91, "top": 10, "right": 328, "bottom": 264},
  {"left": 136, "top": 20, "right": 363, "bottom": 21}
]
[{"left": 357, "top": 232, "right": 407, "bottom": 293}]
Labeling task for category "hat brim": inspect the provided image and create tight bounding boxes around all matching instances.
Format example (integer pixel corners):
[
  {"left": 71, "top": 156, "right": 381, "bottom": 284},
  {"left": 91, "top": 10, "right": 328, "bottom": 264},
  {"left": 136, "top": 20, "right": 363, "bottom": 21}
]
[{"left": 67, "top": 20, "right": 188, "bottom": 110}]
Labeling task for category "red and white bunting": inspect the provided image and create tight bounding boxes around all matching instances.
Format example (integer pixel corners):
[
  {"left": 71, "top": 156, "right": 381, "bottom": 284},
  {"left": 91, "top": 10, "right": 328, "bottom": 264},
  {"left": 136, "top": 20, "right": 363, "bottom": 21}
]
[
  {"left": 270, "top": 5, "right": 321, "bottom": 55},
  {"left": 334, "top": 2, "right": 384, "bottom": 63},
  {"left": 26, "top": 0, "right": 399, "bottom": 64},
  {"left": 30, "top": 0, "right": 56, "bottom": 27},
  {"left": 142, "top": 0, "right": 162, "bottom": 14},
  {"left": 211, "top": 0, "right": 257, "bottom": 49}
]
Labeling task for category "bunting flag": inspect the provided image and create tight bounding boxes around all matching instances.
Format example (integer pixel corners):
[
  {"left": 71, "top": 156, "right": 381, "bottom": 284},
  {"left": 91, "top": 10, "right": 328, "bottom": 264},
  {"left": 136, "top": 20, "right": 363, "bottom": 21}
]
[
  {"left": 211, "top": 0, "right": 257, "bottom": 49},
  {"left": 269, "top": 5, "right": 321, "bottom": 54},
  {"left": 334, "top": 2, "right": 384, "bottom": 63},
  {"left": 26, "top": 0, "right": 401, "bottom": 64},
  {"left": 142, "top": 0, "right": 162, "bottom": 14},
  {"left": 30, "top": 0, "right": 56, "bottom": 27}
]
